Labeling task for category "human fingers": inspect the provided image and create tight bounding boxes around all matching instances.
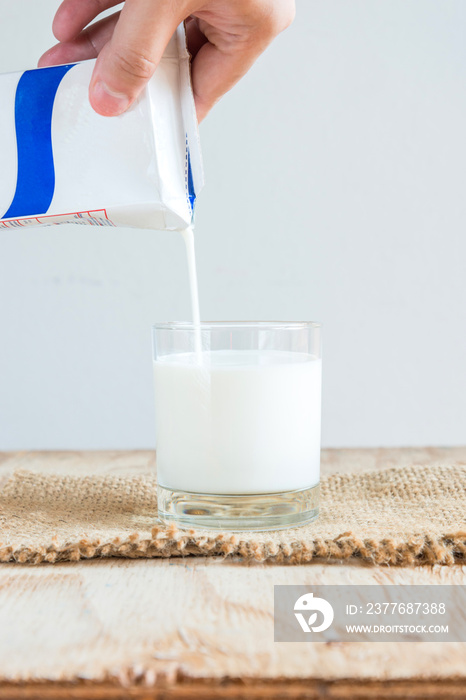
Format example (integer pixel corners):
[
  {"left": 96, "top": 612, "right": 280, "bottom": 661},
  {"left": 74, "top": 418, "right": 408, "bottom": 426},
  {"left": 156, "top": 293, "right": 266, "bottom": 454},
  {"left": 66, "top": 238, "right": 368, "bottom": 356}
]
[
  {"left": 191, "top": 1, "right": 295, "bottom": 121},
  {"left": 52, "top": 0, "right": 122, "bottom": 43},
  {"left": 185, "top": 16, "right": 209, "bottom": 60},
  {"left": 88, "top": 0, "right": 190, "bottom": 116},
  {"left": 38, "top": 13, "right": 119, "bottom": 67}
]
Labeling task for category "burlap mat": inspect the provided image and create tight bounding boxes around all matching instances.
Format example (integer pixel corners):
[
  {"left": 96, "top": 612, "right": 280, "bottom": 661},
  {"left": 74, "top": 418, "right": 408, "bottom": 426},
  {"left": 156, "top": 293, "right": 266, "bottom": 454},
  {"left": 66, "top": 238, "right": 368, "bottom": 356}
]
[{"left": 0, "top": 465, "right": 465, "bottom": 565}]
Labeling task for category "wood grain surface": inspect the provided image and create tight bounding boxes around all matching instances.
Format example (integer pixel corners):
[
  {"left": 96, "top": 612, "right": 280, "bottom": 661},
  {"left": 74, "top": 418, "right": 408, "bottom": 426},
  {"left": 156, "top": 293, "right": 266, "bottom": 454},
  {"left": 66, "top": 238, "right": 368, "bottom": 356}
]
[
  {"left": 1, "top": 678, "right": 466, "bottom": 699},
  {"left": 0, "top": 448, "right": 465, "bottom": 699}
]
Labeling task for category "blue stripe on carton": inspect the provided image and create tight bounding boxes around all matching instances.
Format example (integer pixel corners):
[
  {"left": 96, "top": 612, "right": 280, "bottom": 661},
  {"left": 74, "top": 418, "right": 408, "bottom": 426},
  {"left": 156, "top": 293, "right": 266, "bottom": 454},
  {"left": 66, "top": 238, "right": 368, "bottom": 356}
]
[
  {"left": 184, "top": 136, "right": 196, "bottom": 214},
  {"left": 3, "top": 63, "right": 76, "bottom": 220},
  {"left": 187, "top": 146, "right": 196, "bottom": 212}
]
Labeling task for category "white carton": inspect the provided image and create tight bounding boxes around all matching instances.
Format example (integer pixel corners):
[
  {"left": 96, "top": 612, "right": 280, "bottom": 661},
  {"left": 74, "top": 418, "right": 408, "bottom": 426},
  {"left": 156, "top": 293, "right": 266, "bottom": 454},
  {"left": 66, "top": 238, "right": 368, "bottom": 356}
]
[{"left": 0, "top": 25, "right": 203, "bottom": 230}]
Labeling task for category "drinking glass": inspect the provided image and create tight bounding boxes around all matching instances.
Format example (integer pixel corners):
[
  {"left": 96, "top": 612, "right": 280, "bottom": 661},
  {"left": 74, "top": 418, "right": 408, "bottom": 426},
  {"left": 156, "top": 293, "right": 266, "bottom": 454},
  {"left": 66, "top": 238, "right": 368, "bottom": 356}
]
[{"left": 152, "top": 321, "right": 322, "bottom": 530}]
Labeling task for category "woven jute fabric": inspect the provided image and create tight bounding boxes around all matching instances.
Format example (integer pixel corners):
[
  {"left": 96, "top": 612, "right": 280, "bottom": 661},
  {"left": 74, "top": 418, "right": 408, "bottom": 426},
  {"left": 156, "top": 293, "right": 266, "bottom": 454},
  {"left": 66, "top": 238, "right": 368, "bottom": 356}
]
[{"left": 0, "top": 465, "right": 465, "bottom": 565}]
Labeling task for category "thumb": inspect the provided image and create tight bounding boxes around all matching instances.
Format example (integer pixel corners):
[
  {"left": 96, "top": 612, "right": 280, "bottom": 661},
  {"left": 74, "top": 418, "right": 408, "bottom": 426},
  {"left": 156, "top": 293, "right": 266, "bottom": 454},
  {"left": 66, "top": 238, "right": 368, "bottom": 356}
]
[{"left": 89, "top": 0, "right": 190, "bottom": 116}]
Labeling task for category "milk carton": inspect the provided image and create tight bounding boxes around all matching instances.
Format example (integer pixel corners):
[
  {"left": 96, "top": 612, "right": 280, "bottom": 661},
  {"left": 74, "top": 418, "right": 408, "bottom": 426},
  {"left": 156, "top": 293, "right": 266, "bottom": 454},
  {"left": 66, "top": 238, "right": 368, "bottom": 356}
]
[{"left": 0, "top": 25, "right": 203, "bottom": 230}]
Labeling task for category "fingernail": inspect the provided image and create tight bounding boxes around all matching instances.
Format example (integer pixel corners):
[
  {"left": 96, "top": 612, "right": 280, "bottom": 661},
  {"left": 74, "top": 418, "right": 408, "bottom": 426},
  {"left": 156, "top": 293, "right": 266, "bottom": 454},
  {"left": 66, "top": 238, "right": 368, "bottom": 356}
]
[{"left": 90, "top": 81, "right": 130, "bottom": 116}]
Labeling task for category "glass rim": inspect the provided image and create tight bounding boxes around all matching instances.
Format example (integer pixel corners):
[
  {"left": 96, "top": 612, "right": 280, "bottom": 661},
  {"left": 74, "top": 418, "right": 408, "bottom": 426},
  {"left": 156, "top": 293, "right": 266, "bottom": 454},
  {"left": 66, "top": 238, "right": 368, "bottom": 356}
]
[{"left": 152, "top": 320, "right": 322, "bottom": 331}]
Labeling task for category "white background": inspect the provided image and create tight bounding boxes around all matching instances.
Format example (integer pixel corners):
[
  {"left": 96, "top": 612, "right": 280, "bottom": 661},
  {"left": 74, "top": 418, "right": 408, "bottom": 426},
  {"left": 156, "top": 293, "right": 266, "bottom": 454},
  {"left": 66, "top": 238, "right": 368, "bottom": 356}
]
[{"left": 0, "top": 0, "right": 465, "bottom": 449}]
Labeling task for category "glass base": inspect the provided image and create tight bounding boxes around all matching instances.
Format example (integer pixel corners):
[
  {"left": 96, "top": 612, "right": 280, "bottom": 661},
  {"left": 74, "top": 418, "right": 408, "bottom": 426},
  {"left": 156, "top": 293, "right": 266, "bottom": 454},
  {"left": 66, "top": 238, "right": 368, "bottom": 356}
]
[{"left": 157, "top": 483, "right": 320, "bottom": 531}]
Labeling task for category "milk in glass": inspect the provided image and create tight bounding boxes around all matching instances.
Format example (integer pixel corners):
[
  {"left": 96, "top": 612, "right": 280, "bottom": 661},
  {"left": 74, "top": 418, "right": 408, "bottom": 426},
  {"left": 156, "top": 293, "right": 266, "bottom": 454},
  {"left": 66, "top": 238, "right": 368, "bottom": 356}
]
[{"left": 154, "top": 348, "right": 321, "bottom": 494}]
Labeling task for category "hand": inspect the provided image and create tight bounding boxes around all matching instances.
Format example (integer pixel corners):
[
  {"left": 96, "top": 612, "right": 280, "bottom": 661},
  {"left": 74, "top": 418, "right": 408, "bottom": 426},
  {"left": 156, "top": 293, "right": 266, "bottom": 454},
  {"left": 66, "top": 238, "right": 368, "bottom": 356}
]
[{"left": 38, "top": 0, "right": 295, "bottom": 121}]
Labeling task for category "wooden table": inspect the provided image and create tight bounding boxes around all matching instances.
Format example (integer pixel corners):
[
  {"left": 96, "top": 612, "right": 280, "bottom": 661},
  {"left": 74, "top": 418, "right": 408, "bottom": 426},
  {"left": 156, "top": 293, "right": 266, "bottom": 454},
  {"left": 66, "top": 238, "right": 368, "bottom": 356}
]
[{"left": 0, "top": 448, "right": 465, "bottom": 699}]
